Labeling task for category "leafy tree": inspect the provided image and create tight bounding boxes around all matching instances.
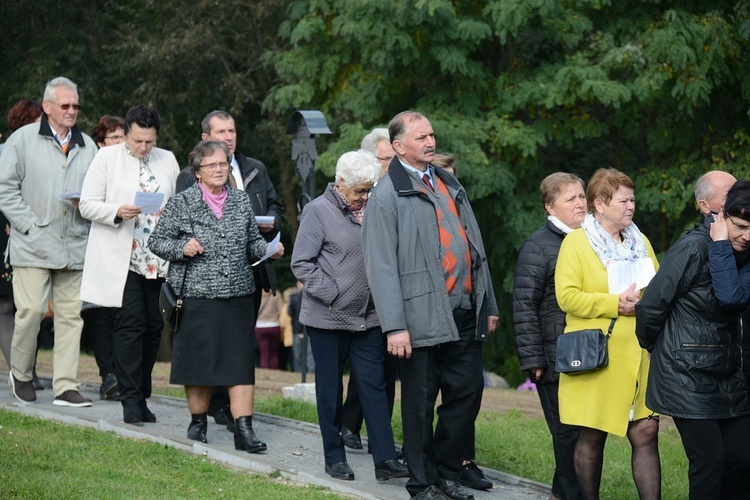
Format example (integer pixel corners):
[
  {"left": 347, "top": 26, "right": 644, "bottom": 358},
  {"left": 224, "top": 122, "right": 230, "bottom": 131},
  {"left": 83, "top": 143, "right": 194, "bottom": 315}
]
[
  {"left": 267, "top": 0, "right": 750, "bottom": 383},
  {"left": 1, "top": 0, "right": 749, "bottom": 383}
]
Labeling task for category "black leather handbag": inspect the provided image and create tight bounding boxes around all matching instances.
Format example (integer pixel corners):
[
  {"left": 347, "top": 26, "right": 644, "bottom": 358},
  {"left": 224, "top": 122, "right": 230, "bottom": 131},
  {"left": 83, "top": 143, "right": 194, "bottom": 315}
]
[
  {"left": 159, "top": 281, "right": 183, "bottom": 333},
  {"left": 555, "top": 319, "right": 616, "bottom": 375},
  {"left": 158, "top": 201, "right": 193, "bottom": 334}
]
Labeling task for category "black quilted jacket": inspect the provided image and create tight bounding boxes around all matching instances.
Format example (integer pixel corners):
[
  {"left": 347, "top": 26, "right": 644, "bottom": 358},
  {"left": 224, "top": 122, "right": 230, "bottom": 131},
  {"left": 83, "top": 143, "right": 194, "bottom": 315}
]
[{"left": 512, "top": 220, "right": 567, "bottom": 385}]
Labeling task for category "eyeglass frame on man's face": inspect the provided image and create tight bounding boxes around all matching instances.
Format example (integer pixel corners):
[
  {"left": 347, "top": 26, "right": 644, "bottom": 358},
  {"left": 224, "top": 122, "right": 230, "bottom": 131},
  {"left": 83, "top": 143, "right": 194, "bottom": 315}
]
[
  {"left": 200, "top": 162, "right": 229, "bottom": 171},
  {"left": 47, "top": 101, "right": 82, "bottom": 111}
]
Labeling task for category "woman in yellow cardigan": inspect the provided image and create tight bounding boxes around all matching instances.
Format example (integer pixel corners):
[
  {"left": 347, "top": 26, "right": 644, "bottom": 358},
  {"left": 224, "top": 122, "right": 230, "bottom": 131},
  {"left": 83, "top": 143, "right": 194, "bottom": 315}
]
[{"left": 555, "top": 168, "right": 660, "bottom": 500}]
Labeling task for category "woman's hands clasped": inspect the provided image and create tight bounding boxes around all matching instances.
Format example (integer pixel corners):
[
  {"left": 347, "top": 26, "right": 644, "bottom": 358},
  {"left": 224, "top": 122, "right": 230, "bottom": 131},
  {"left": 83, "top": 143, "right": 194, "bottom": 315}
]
[{"left": 618, "top": 282, "right": 639, "bottom": 316}]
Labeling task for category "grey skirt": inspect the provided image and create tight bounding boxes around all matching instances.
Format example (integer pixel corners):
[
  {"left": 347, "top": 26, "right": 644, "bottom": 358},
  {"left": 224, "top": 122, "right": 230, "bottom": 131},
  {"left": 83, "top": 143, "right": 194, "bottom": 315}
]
[{"left": 169, "top": 295, "right": 256, "bottom": 386}]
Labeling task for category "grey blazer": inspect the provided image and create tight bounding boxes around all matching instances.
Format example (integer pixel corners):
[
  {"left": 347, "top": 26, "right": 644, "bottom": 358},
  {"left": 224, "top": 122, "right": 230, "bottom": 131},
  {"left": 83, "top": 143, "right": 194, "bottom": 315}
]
[{"left": 149, "top": 184, "right": 268, "bottom": 299}]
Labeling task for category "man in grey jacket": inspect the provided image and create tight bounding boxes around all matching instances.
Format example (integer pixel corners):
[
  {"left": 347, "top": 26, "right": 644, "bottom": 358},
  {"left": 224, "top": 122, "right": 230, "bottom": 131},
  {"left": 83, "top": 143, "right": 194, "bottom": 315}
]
[
  {"left": 362, "top": 111, "right": 499, "bottom": 500},
  {"left": 0, "top": 76, "right": 97, "bottom": 407}
]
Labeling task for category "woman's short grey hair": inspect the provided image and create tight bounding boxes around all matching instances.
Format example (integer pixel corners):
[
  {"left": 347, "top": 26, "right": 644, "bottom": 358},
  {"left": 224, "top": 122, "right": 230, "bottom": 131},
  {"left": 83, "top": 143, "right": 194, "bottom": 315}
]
[
  {"left": 188, "top": 140, "right": 231, "bottom": 176},
  {"left": 360, "top": 128, "right": 390, "bottom": 154},
  {"left": 43, "top": 77, "right": 78, "bottom": 102},
  {"left": 335, "top": 150, "right": 380, "bottom": 188}
]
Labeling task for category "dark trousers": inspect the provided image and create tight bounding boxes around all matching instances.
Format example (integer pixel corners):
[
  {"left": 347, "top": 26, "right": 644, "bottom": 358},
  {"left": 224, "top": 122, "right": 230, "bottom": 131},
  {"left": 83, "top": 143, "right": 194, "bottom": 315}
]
[
  {"left": 112, "top": 272, "right": 163, "bottom": 407},
  {"left": 256, "top": 325, "right": 280, "bottom": 369},
  {"left": 400, "top": 308, "right": 484, "bottom": 497},
  {"left": 673, "top": 415, "right": 750, "bottom": 500},
  {"left": 87, "top": 307, "right": 116, "bottom": 377},
  {"left": 340, "top": 331, "right": 397, "bottom": 434},
  {"left": 307, "top": 325, "right": 397, "bottom": 466},
  {"left": 537, "top": 380, "right": 581, "bottom": 500},
  {"left": 209, "top": 283, "right": 262, "bottom": 415}
]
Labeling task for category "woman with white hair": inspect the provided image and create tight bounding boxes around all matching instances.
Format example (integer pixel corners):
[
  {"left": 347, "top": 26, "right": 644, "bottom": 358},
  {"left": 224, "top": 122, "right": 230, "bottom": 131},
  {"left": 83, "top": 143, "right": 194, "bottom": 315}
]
[{"left": 291, "top": 150, "right": 408, "bottom": 482}]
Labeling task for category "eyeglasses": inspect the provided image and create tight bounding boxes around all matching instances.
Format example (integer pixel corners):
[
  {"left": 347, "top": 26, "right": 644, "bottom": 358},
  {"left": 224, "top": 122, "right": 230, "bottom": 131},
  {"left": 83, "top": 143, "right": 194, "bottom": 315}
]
[
  {"left": 105, "top": 134, "right": 124, "bottom": 141},
  {"left": 200, "top": 162, "right": 229, "bottom": 170},
  {"left": 351, "top": 187, "right": 372, "bottom": 196},
  {"left": 377, "top": 155, "right": 394, "bottom": 163},
  {"left": 727, "top": 215, "right": 750, "bottom": 233},
  {"left": 49, "top": 102, "right": 82, "bottom": 111}
]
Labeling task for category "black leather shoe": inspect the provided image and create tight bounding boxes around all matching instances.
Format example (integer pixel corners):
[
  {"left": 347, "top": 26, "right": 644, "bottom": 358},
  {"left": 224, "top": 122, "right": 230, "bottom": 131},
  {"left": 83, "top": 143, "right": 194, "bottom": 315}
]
[
  {"left": 187, "top": 413, "right": 208, "bottom": 443},
  {"left": 325, "top": 461, "right": 355, "bottom": 481},
  {"left": 340, "top": 426, "right": 363, "bottom": 450},
  {"left": 412, "top": 485, "right": 449, "bottom": 499},
  {"left": 140, "top": 401, "right": 157, "bottom": 423},
  {"left": 374, "top": 458, "right": 410, "bottom": 481},
  {"left": 234, "top": 415, "right": 267, "bottom": 453},
  {"left": 123, "top": 404, "right": 143, "bottom": 426},
  {"left": 437, "top": 479, "right": 474, "bottom": 500},
  {"left": 458, "top": 461, "right": 492, "bottom": 490},
  {"left": 99, "top": 373, "right": 118, "bottom": 400}
]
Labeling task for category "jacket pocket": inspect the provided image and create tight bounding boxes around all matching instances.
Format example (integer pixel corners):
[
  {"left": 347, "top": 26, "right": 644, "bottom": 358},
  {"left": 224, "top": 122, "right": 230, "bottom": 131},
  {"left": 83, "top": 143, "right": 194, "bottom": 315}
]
[
  {"left": 399, "top": 269, "right": 433, "bottom": 300},
  {"left": 672, "top": 346, "right": 727, "bottom": 393}
]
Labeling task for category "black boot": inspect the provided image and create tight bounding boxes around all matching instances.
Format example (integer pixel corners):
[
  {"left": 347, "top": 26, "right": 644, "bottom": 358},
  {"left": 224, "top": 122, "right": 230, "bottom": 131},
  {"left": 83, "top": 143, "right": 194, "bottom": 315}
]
[
  {"left": 234, "top": 415, "right": 267, "bottom": 453},
  {"left": 187, "top": 413, "right": 208, "bottom": 443}
]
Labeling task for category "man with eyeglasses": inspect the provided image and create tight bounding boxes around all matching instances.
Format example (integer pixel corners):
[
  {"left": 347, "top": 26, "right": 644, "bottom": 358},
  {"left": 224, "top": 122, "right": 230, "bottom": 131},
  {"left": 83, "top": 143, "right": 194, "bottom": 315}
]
[
  {"left": 0, "top": 76, "right": 98, "bottom": 407},
  {"left": 176, "top": 110, "right": 284, "bottom": 433}
]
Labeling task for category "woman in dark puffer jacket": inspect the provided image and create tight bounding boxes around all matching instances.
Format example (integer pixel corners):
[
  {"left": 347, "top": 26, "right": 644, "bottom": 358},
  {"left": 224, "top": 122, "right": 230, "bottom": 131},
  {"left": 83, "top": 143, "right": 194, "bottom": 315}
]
[{"left": 513, "top": 172, "right": 586, "bottom": 500}]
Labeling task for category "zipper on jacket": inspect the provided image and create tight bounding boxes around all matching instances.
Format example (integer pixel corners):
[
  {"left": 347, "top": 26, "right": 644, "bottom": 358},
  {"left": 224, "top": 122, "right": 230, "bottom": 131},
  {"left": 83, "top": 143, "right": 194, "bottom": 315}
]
[
  {"left": 740, "top": 314, "right": 744, "bottom": 373},
  {"left": 681, "top": 343, "right": 724, "bottom": 348}
]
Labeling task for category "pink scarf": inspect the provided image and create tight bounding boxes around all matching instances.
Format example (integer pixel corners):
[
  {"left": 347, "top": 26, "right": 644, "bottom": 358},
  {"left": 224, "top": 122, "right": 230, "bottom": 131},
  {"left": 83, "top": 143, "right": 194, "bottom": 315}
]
[{"left": 198, "top": 182, "right": 228, "bottom": 219}]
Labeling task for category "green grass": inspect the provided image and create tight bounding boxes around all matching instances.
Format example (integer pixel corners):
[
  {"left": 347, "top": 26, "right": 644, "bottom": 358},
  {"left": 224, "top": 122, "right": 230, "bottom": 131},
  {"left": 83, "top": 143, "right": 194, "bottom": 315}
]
[
  {"left": 0, "top": 408, "right": 341, "bottom": 499},
  {"left": 475, "top": 409, "right": 689, "bottom": 499},
  {"left": 1, "top": 384, "right": 690, "bottom": 498},
  {"left": 254, "top": 396, "right": 690, "bottom": 499}
]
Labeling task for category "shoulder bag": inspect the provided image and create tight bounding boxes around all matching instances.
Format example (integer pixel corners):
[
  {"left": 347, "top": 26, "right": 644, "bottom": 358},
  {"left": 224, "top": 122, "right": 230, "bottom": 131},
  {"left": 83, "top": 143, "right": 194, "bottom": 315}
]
[
  {"left": 555, "top": 318, "right": 616, "bottom": 375},
  {"left": 159, "top": 200, "right": 193, "bottom": 334}
]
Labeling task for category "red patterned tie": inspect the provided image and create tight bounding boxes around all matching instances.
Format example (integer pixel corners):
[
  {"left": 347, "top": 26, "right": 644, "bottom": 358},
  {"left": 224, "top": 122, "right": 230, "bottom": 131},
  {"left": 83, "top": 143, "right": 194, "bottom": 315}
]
[{"left": 422, "top": 173, "right": 434, "bottom": 192}]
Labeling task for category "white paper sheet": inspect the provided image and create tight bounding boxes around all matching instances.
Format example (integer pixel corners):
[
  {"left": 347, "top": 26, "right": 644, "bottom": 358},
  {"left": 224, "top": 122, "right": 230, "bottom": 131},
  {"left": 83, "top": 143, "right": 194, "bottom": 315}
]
[
  {"left": 607, "top": 258, "right": 656, "bottom": 294},
  {"left": 252, "top": 232, "right": 281, "bottom": 267},
  {"left": 134, "top": 192, "right": 165, "bottom": 214}
]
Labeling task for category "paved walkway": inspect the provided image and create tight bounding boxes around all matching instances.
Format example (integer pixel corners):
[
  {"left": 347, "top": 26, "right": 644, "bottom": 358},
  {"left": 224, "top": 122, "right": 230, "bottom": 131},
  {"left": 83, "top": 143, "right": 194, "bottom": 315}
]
[{"left": 0, "top": 376, "right": 550, "bottom": 500}]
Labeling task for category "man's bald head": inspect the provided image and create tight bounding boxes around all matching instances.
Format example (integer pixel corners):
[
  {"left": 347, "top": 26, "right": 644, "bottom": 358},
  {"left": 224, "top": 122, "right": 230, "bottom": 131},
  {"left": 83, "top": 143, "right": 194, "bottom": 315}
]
[{"left": 695, "top": 170, "right": 736, "bottom": 216}]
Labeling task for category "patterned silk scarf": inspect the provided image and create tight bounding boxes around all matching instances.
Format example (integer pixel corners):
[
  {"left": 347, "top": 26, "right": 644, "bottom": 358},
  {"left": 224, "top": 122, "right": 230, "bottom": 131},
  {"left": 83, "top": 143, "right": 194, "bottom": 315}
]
[{"left": 580, "top": 213, "right": 648, "bottom": 267}]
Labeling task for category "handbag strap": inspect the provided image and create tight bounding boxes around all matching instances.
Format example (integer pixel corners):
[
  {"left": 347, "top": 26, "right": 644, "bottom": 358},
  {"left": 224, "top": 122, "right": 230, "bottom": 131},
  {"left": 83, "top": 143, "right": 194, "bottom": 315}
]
[
  {"left": 177, "top": 196, "right": 195, "bottom": 296},
  {"left": 605, "top": 318, "right": 616, "bottom": 337}
]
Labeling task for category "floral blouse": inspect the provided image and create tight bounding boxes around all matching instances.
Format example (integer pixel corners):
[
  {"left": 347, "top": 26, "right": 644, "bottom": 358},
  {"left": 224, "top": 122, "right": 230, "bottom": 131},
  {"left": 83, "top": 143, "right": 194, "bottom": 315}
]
[{"left": 129, "top": 159, "right": 169, "bottom": 279}]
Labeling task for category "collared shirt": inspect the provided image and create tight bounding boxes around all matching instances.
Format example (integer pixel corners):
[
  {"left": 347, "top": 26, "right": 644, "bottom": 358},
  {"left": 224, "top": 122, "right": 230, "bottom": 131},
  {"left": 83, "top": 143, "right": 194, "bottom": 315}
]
[
  {"left": 398, "top": 158, "right": 434, "bottom": 186},
  {"left": 230, "top": 154, "right": 243, "bottom": 190},
  {"left": 53, "top": 128, "right": 72, "bottom": 149}
]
